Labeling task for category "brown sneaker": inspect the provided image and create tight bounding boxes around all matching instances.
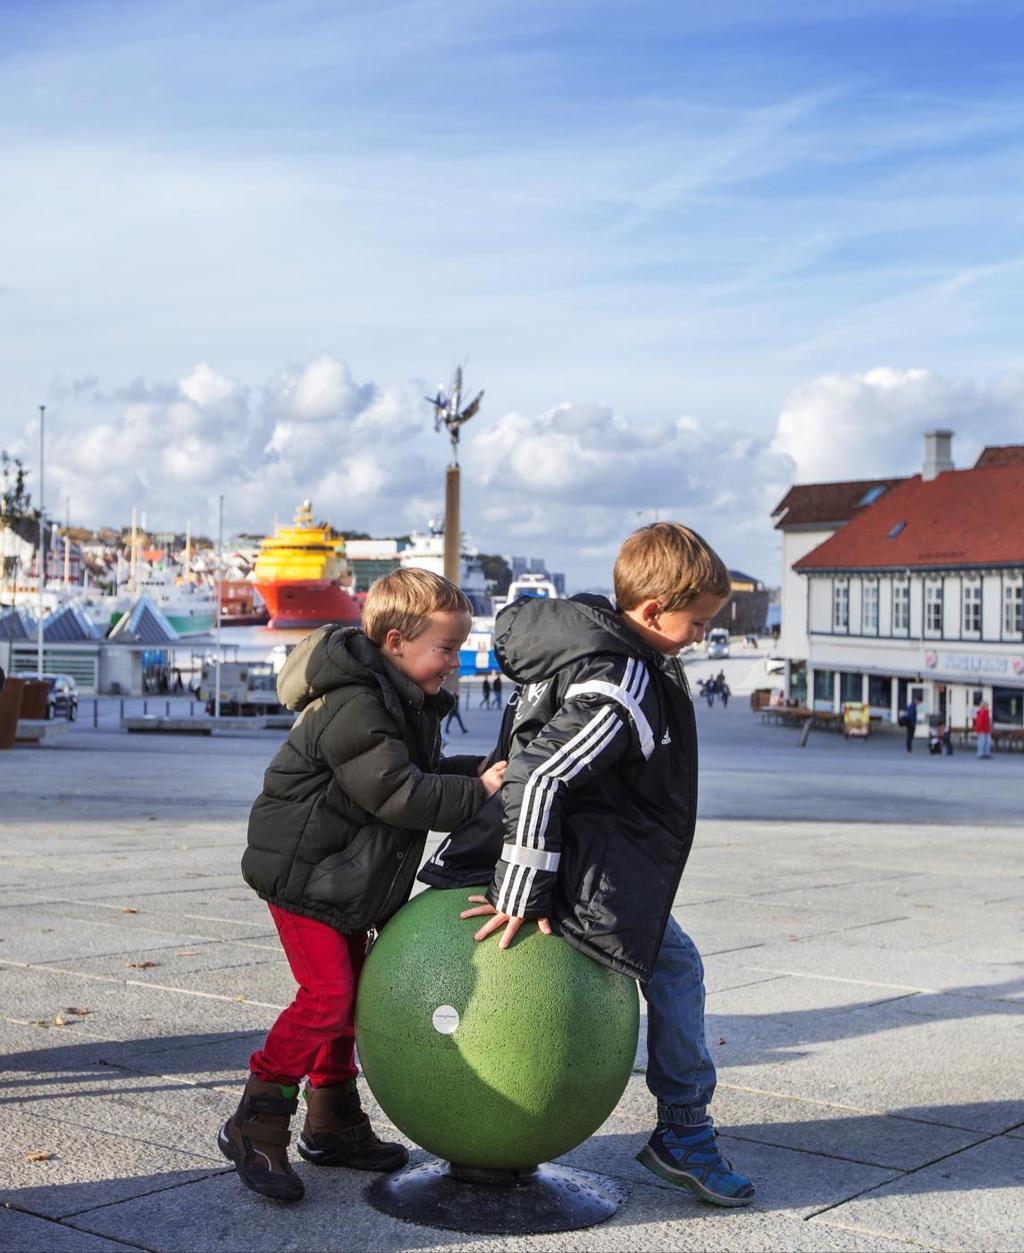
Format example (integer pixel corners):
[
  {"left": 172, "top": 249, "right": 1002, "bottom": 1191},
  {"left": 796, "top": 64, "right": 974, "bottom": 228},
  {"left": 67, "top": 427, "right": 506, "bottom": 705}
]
[
  {"left": 218, "top": 1076, "right": 305, "bottom": 1202},
  {"left": 296, "top": 1080, "right": 408, "bottom": 1172}
]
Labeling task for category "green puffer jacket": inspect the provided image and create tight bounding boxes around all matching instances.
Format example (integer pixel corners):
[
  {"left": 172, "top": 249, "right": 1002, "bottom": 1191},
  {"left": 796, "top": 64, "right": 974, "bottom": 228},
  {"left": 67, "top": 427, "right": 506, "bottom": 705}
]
[{"left": 241, "top": 625, "right": 485, "bottom": 933}]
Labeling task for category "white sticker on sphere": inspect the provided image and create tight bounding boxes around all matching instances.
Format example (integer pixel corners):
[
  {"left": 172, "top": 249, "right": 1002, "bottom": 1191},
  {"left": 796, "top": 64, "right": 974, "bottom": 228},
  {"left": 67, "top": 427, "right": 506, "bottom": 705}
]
[{"left": 432, "top": 1004, "right": 460, "bottom": 1035}]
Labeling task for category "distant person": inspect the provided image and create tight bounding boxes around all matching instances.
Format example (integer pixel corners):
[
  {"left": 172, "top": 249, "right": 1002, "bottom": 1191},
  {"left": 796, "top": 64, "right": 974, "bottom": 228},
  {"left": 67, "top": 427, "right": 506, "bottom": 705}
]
[
  {"left": 423, "top": 521, "right": 754, "bottom": 1207},
  {"left": 974, "top": 701, "right": 992, "bottom": 759},
  {"left": 480, "top": 676, "right": 492, "bottom": 709},
  {"left": 929, "top": 722, "right": 951, "bottom": 756},
  {"left": 719, "top": 680, "right": 731, "bottom": 709},
  {"left": 901, "top": 697, "right": 918, "bottom": 753},
  {"left": 492, "top": 673, "right": 503, "bottom": 708},
  {"left": 220, "top": 569, "right": 507, "bottom": 1203},
  {"left": 445, "top": 692, "right": 468, "bottom": 735},
  {"left": 705, "top": 676, "right": 716, "bottom": 707}
]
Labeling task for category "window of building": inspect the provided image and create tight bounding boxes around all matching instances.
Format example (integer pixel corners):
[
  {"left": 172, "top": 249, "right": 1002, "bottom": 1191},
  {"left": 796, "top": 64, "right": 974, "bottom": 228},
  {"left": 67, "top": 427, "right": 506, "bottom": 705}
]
[
  {"left": 962, "top": 581, "right": 981, "bottom": 635},
  {"left": 813, "top": 669, "right": 835, "bottom": 702},
  {"left": 1004, "top": 582, "right": 1023, "bottom": 636},
  {"left": 893, "top": 582, "right": 910, "bottom": 633},
  {"left": 839, "top": 671, "right": 863, "bottom": 703},
  {"left": 993, "top": 686, "right": 1024, "bottom": 726},
  {"left": 859, "top": 485, "right": 887, "bottom": 507},
  {"left": 833, "top": 583, "right": 849, "bottom": 632},
  {"left": 867, "top": 675, "right": 892, "bottom": 708},
  {"left": 863, "top": 583, "right": 879, "bottom": 632},
  {"left": 925, "top": 583, "right": 943, "bottom": 634}
]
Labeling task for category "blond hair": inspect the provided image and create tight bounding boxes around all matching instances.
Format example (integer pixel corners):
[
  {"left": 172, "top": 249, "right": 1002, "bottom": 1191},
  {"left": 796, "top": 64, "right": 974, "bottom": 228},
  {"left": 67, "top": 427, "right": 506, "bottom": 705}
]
[
  {"left": 362, "top": 567, "right": 472, "bottom": 645},
  {"left": 614, "top": 522, "right": 731, "bottom": 612}
]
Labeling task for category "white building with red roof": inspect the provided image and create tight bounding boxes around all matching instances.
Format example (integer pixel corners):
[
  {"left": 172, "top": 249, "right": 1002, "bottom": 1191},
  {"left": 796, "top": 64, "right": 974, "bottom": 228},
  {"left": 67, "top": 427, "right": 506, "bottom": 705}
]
[{"left": 774, "top": 432, "right": 1024, "bottom": 735}]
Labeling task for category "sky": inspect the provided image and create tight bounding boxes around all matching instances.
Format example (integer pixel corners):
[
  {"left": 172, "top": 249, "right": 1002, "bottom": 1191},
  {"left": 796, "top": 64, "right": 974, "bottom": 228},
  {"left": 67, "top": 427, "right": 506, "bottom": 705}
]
[{"left": 2, "top": 0, "right": 1023, "bottom": 588}]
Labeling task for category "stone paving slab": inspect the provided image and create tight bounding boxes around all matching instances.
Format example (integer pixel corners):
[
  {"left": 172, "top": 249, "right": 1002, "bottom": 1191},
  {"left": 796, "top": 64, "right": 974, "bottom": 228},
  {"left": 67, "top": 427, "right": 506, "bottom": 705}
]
[
  {"left": 0, "top": 1105, "right": 223, "bottom": 1220},
  {"left": 708, "top": 991, "right": 1024, "bottom": 1135},
  {"left": 735, "top": 940, "right": 1024, "bottom": 1002},
  {"left": 707, "top": 1084, "right": 987, "bottom": 1171},
  {"left": 806, "top": 1133, "right": 1024, "bottom": 1252},
  {"left": 1, "top": 898, "right": 277, "bottom": 946},
  {"left": 62, "top": 1152, "right": 917, "bottom": 1253},
  {"left": 0, "top": 1209, "right": 129, "bottom": 1252},
  {"left": 0, "top": 961, "right": 278, "bottom": 1042},
  {"left": 39, "top": 938, "right": 285, "bottom": 985}
]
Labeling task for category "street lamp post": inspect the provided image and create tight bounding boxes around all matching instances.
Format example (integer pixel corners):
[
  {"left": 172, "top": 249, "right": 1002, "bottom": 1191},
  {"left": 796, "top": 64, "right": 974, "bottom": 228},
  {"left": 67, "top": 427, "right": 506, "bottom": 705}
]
[
  {"left": 214, "top": 494, "right": 223, "bottom": 719},
  {"left": 37, "top": 404, "right": 45, "bottom": 676}
]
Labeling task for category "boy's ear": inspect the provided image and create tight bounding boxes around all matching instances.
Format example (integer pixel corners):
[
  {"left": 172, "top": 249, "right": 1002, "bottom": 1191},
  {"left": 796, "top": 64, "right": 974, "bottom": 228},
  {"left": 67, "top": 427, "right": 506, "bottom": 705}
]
[{"left": 383, "top": 627, "right": 404, "bottom": 654}]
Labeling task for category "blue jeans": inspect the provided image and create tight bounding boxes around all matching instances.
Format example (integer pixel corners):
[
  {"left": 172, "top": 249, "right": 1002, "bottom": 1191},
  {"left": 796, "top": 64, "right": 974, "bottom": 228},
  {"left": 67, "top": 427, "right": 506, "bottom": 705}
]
[
  {"left": 976, "top": 731, "right": 992, "bottom": 757},
  {"left": 641, "top": 915, "right": 716, "bottom": 1127}
]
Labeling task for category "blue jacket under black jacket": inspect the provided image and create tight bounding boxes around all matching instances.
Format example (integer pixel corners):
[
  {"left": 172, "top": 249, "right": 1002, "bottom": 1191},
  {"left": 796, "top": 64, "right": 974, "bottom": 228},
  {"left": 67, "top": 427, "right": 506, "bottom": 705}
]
[{"left": 419, "top": 593, "right": 699, "bottom": 982}]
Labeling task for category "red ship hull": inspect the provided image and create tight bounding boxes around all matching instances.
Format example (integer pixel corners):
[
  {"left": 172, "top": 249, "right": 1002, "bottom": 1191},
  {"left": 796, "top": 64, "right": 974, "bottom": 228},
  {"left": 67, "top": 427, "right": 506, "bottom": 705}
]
[{"left": 255, "top": 579, "right": 362, "bottom": 629}]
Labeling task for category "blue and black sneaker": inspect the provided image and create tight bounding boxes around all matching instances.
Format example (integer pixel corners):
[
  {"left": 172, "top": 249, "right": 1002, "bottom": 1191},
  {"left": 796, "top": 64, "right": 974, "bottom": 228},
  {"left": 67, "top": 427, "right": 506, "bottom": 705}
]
[{"left": 636, "top": 1122, "right": 754, "bottom": 1207}]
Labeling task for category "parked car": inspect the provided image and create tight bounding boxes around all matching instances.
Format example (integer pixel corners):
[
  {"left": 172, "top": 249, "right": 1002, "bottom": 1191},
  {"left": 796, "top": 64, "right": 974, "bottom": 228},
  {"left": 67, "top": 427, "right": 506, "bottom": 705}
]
[
  {"left": 705, "top": 628, "right": 731, "bottom": 659},
  {"left": 23, "top": 673, "right": 79, "bottom": 720}
]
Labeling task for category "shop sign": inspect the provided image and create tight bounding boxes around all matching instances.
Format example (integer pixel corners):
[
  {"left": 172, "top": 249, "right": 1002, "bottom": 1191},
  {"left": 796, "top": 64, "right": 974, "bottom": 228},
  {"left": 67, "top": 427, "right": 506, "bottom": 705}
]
[{"left": 924, "top": 650, "right": 1022, "bottom": 675}]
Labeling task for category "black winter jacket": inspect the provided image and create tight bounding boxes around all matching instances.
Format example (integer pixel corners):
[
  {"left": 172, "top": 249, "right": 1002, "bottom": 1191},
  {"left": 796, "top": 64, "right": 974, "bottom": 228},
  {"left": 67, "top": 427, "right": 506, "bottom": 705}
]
[
  {"left": 419, "top": 594, "right": 699, "bottom": 982},
  {"left": 242, "top": 626, "right": 485, "bottom": 933}
]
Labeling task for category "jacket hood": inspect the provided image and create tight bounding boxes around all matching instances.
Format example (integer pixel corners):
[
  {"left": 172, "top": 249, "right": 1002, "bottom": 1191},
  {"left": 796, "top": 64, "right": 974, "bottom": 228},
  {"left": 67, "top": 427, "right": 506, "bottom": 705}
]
[
  {"left": 494, "top": 593, "right": 666, "bottom": 684},
  {"left": 276, "top": 625, "right": 437, "bottom": 713}
]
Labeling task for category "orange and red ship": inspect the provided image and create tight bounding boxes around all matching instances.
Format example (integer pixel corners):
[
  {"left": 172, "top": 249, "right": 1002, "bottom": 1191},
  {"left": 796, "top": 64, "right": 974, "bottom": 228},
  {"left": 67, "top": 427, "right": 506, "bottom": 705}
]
[{"left": 253, "top": 501, "right": 361, "bottom": 629}]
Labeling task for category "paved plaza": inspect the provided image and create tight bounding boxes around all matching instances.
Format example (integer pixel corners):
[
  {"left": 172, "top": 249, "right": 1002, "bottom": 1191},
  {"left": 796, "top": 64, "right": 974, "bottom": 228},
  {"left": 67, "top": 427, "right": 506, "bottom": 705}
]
[{"left": 1, "top": 657, "right": 1022, "bottom": 1251}]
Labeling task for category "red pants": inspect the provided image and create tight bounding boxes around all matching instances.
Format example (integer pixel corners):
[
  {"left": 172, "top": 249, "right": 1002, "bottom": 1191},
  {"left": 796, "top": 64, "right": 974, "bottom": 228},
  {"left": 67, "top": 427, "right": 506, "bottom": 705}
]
[{"left": 250, "top": 904, "right": 368, "bottom": 1089}]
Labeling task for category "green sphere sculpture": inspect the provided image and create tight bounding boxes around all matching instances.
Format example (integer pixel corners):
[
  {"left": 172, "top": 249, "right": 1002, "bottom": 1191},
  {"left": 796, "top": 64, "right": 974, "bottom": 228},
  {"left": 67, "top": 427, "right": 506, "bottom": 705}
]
[{"left": 355, "top": 886, "right": 639, "bottom": 1232}]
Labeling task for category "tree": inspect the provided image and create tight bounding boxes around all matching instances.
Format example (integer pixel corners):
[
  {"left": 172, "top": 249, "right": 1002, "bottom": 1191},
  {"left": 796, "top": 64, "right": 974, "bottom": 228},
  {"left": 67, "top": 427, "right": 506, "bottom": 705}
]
[
  {"left": 0, "top": 451, "right": 32, "bottom": 521},
  {"left": 478, "top": 553, "right": 513, "bottom": 595}
]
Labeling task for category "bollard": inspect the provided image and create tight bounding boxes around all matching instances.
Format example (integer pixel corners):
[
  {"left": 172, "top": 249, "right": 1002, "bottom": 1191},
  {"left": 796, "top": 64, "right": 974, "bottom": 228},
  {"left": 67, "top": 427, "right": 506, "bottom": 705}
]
[
  {"left": 143, "top": 699, "right": 148, "bottom": 716},
  {"left": 356, "top": 886, "right": 637, "bottom": 1234},
  {"left": 165, "top": 700, "right": 170, "bottom": 716},
  {"left": 93, "top": 699, "right": 98, "bottom": 729},
  {"left": 119, "top": 698, "right": 124, "bottom": 721}
]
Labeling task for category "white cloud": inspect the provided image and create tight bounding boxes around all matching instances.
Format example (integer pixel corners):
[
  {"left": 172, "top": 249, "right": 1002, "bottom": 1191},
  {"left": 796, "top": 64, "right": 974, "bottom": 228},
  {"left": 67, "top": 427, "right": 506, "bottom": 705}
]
[
  {"left": 14, "top": 356, "right": 1023, "bottom": 590},
  {"left": 771, "top": 367, "right": 1024, "bottom": 482}
]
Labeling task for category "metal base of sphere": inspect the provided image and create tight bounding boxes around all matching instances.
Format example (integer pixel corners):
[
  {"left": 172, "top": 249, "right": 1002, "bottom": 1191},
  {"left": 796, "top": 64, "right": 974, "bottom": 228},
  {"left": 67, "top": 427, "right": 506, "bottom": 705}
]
[{"left": 366, "top": 1158, "right": 623, "bottom": 1234}]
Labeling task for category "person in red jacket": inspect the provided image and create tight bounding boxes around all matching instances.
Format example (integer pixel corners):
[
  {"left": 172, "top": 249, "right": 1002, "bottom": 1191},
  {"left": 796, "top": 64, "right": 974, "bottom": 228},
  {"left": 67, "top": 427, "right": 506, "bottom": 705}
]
[{"left": 974, "top": 701, "right": 993, "bottom": 759}]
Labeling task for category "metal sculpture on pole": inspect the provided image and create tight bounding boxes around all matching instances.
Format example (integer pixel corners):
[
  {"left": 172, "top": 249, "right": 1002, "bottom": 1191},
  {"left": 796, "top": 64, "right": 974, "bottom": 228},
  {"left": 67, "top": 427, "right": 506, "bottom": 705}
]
[{"left": 427, "top": 366, "right": 483, "bottom": 586}]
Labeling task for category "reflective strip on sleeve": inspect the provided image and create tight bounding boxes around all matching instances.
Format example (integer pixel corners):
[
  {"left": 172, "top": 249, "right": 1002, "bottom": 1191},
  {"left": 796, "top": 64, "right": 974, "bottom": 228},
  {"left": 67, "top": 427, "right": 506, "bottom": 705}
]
[
  {"left": 499, "top": 845, "right": 561, "bottom": 872},
  {"left": 564, "top": 660, "right": 654, "bottom": 759}
]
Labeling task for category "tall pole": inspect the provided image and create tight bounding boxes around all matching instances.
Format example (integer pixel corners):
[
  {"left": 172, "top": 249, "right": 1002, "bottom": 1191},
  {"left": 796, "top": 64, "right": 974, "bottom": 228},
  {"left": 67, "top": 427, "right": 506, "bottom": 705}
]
[
  {"left": 443, "top": 465, "right": 461, "bottom": 585},
  {"left": 37, "top": 404, "right": 45, "bottom": 676},
  {"left": 214, "top": 494, "right": 223, "bottom": 718}
]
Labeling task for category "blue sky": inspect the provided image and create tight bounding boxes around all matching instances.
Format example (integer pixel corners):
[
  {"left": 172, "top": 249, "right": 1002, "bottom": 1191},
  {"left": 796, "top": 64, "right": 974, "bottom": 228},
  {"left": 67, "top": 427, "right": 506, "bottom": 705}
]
[{"left": 2, "top": 1, "right": 1023, "bottom": 585}]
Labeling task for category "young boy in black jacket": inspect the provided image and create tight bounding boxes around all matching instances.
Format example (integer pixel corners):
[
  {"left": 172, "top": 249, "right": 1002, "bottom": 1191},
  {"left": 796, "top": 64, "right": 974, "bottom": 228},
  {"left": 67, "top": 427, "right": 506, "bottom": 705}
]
[
  {"left": 220, "top": 569, "right": 506, "bottom": 1203},
  {"left": 425, "top": 522, "right": 754, "bottom": 1207}
]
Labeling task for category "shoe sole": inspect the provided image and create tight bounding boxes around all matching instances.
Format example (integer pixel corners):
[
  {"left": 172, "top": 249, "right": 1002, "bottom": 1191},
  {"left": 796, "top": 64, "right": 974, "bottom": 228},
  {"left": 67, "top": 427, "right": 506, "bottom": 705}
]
[
  {"left": 635, "top": 1145, "right": 754, "bottom": 1208},
  {"left": 217, "top": 1121, "right": 305, "bottom": 1203},
  {"left": 296, "top": 1136, "right": 408, "bottom": 1172}
]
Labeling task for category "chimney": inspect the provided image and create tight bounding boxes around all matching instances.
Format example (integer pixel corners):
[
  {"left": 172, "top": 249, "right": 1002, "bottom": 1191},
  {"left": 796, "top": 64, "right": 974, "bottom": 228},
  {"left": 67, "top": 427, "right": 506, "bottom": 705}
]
[{"left": 923, "top": 429, "right": 954, "bottom": 480}]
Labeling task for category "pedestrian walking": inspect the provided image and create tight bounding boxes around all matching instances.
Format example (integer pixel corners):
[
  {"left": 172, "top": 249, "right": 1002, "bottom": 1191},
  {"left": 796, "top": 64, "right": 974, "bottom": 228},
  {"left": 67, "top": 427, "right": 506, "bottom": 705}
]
[
  {"left": 445, "top": 692, "right": 468, "bottom": 734},
  {"left": 480, "top": 677, "right": 492, "bottom": 709},
  {"left": 492, "top": 674, "right": 503, "bottom": 708},
  {"left": 974, "top": 701, "right": 993, "bottom": 758},
  {"left": 901, "top": 696, "right": 918, "bottom": 752},
  {"left": 720, "top": 681, "right": 731, "bottom": 709}
]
